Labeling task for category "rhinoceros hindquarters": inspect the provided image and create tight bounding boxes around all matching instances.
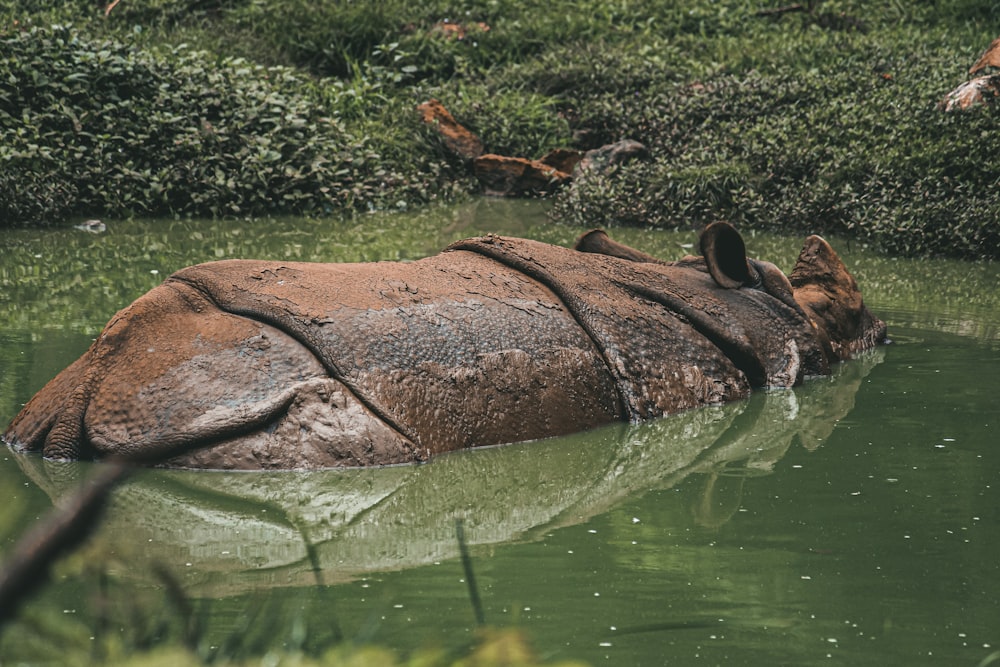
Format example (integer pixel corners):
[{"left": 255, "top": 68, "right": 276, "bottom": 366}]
[
  {"left": 4, "top": 354, "right": 90, "bottom": 460},
  {"left": 5, "top": 280, "right": 422, "bottom": 468},
  {"left": 157, "top": 377, "right": 424, "bottom": 469}
]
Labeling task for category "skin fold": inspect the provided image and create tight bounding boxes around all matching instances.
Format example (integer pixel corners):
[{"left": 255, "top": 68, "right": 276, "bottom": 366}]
[{"left": 3, "top": 222, "right": 887, "bottom": 470}]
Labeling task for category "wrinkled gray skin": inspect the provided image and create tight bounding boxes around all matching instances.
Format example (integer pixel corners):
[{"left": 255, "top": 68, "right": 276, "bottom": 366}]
[{"left": 3, "top": 222, "right": 887, "bottom": 469}]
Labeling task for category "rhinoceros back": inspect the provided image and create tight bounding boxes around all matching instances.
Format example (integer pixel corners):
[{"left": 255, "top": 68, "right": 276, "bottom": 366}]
[
  {"left": 5, "top": 234, "right": 819, "bottom": 468},
  {"left": 169, "top": 249, "right": 625, "bottom": 457}
]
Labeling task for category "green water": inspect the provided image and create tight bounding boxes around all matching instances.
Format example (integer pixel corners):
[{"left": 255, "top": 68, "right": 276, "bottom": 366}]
[{"left": 1, "top": 202, "right": 998, "bottom": 666}]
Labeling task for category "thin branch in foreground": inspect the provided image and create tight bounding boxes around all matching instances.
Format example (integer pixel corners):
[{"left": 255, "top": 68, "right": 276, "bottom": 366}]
[{"left": 0, "top": 460, "right": 131, "bottom": 630}]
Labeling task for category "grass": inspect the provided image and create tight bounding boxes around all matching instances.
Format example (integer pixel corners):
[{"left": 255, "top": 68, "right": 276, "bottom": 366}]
[{"left": 0, "top": 0, "right": 997, "bottom": 259}]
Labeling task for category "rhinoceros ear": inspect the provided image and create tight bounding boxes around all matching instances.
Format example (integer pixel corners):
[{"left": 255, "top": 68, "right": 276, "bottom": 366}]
[
  {"left": 700, "top": 222, "right": 754, "bottom": 289},
  {"left": 574, "top": 229, "right": 662, "bottom": 264}
]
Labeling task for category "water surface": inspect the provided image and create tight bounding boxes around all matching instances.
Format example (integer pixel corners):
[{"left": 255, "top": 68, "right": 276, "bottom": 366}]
[{"left": 1, "top": 202, "right": 998, "bottom": 665}]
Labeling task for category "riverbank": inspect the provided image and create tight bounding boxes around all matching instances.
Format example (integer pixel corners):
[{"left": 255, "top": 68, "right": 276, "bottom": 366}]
[{"left": 1, "top": 1, "right": 997, "bottom": 259}]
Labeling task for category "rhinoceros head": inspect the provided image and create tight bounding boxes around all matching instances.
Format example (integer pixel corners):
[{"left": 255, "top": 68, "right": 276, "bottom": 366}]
[
  {"left": 578, "top": 222, "right": 887, "bottom": 366},
  {"left": 787, "top": 234, "right": 888, "bottom": 360},
  {"left": 697, "top": 221, "right": 887, "bottom": 362}
]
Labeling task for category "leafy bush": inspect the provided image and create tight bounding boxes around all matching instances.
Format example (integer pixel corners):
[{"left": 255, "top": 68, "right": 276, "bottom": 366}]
[
  {"left": 0, "top": 25, "right": 462, "bottom": 224},
  {"left": 549, "top": 52, "right": 1000, "bottom": 260},
  {"left": 1, "top": 0, "right": 998, "bottom": 258}
]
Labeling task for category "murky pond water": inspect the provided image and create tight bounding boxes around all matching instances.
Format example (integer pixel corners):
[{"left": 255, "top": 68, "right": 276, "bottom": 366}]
[{"left": 1, "top": 200, "right": 998, "bottom": 666}]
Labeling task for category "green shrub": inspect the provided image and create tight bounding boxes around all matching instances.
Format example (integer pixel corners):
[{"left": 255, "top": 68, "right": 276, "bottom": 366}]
[
  {"left": 550, "top": 56, "right": 1000, "bottom": 260},
  {"left": 0, "top": 25, "right": 462, "bottom": 224},
  {"left": 1, "top": 1, "right": 998, "bottom": 258}
]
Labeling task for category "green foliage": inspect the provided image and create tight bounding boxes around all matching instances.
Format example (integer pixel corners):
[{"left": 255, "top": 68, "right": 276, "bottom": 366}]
[
  {"left": 105, "top": 628, "right": 590, "bottom": 665},
  {"left": 441, "top": 91, "right": 571, "bottom": 160},
  {"left": 0, "top": 25, "right": 460, "bottom": 224},
  {"left": 1, "top": 0, "right": 998, "bottom": 257},
  {"left": 550, "top": 46, "right": 1000, "bottom": 260}
]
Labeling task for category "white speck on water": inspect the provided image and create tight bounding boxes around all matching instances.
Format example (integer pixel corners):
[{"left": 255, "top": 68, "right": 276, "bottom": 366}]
[
  {"left": 599, "top": 642, "right": 612, "bottom": 647},
  {"left": 943, "top": 437, "right": 955, "bottom": 441},
  {"left": 393, "top": 604, "right": 404, "bottom": 609},
  {"left": 588, "top": 529, "right": 597, "bottom": 534},
  {"left": 632, "top": 517, "right": 640, "bottom": 523},
  {"left": 150, "top": 269, "right": 159, "bottom": 275}
]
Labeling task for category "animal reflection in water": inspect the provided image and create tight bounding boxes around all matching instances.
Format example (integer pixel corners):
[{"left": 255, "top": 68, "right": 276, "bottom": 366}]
[{"left": 16, "top": 348, "right": 882, "bottom": 594}]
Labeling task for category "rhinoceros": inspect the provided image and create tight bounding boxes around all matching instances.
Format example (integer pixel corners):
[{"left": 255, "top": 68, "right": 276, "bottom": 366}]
[{"left": 3, "top": 222, "right": 886, "bottom": 469}]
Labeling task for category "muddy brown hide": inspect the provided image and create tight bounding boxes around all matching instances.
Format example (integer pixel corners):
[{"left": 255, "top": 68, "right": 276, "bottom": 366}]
[{"left": 4, "top": 225, "right": 886, "bottom": 469}]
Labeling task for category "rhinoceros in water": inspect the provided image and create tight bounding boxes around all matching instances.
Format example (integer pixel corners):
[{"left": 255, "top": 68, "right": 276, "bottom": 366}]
[{"left": 4, "top": 222, "right": 886, "bottom": 469}]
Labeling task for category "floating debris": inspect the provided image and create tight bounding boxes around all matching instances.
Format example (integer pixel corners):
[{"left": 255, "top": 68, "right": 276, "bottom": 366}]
[{"left": 73, "top": 219, "right": 106, "bottom": 233}]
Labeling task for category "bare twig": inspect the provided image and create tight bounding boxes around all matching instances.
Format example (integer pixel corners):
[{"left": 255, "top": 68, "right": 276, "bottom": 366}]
[{"left": 0, "top": 461, "right": 131, "bottom": 630}]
